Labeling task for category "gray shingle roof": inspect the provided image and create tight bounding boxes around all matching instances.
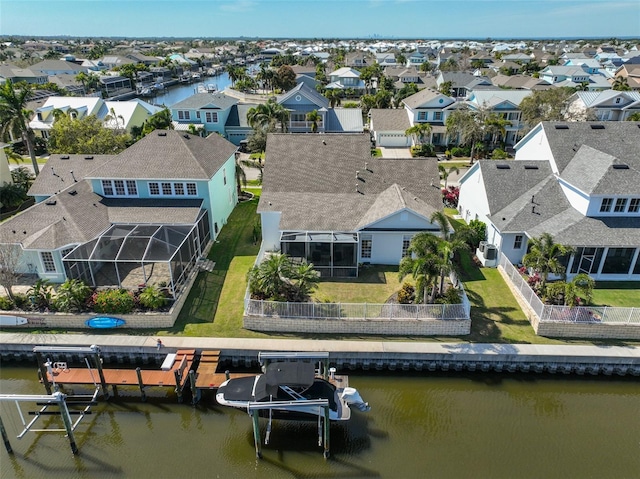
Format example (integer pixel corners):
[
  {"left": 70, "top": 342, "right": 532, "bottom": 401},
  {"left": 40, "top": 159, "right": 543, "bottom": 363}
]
[
  {"left": 170, "top": 92, "right": 238, "bottom": 110},
  {"left": 28, "top": 154, "right": 115, "bottom": 197},
  {"left": 277, "top": 83, "right": 329, "bottom": 108},
  {"left": 370, "top": 108, "right": 411, "bottom": 132},
  {"left": 259, "top": 133, "right": 442, "bottom": 231},
  {"left": 86, "top": 130, "right": 237, "bottom": 180},
  {"left": 402, "top": 88, "right": 451, "bottom": 109},
  {"left": 103, "top": 198, "right": 203, "bottom": 224},
  {"left": 538, "top": 121, "right": 640, "bottom": 175}
]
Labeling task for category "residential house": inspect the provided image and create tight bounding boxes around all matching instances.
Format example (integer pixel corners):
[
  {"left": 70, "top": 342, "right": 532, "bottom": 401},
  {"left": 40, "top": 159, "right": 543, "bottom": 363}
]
[
  {"left": 465, "top": 89, "right": 533, "bottom": 145},
  {"left": 539, "top": 65, "right": 610, "bottom": 90},
  {"left": 258, "top": 133, "right": 444, "bottom": 277},
  {"left": 0, "top": 131, "right": 238, "bottom": 291},
  {"left": 326, "top": 67, "right": 366, "bottom": 91},
  {"left": 29, "top": 60, "right": 88, "bottom": 76},
  {"left": 614, "top": 64, "right": 640, "bottom": 90},
  {"left": 376, "top": 53, "right": 398, "bottom": 67},
  {"left": 345, "top": 51, "right": 373, "bottom": 68},
  {"left": 491, "top": 74, "right": 553, "bottom": 90},
  {"left": 501, "top": 53, "right": 533, "bottom": 64},
  {"left": 28, "top": 96, "right": 161, "bottom": 138},
  {"left": 401, "top": 88, "right": 457, "bottom": 146},
  {"left": 566, "top": 90, "right": 640, "bottom": 121},
  {"left": 99, "top": 75, "right": 132, "bottom": 96},
  {"left": 436, "top": 72, "right": 492, "bottom": 99},
  {"left": 0, "top": 64, "right": 48, "bottom": 85},
  {"left": 457, "top": 121, "right": 640, "bottom": 280},
  {"left": 369, "top": 108, "right": 412, "bottom": 147},
  {"left": 170, "top": 92, "right": 238, "bottom": 136},
  {"left": 100, "top": 56, "right": 136, "bottom": 69},
  {"left": 563, "top": 58, "right": 602, "bottom": 75},
  {"left": 383, "top": 66, "right": 436, "bottom": 90},
  {"left": 405, "top": 51, "right": 429, "bottom": 67}
]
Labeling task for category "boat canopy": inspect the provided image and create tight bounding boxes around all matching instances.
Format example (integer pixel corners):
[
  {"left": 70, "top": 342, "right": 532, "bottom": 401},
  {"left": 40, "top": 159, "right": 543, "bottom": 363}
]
[{"left": 252, "top": 361, "right": 316, "bottom": 400}]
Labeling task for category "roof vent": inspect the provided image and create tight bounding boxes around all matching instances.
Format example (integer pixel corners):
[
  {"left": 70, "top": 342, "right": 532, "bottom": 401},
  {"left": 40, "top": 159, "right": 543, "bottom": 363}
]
[
  {"left": 524, "top": 165, "right": 539, "bottom": 170},
  {"left": 60, "top": 155, "right": 70, "bottom": 160},
  {"left": 612, "top": 164, "right": 629, "bottom": 169},
  {"left": 590, "top": 124, "right": 605, "bottom": 129},
  {"left": 554, "top": 125, "right": 569, "bottom": 130},
  {"left": 183, "top": 134, "right": 190, "bottom": 139},
  {"left": 84, "top": 156, "right": 93, "bottom": 160},
  {"left": 68, "top": 190, "right": 77, "bottom": 196},
  {"left": 158, "top": 131, "right": 167, "bottom": 136},
  {"left": 496, "top": 164, "right": 510, "bottom": 169},
  {"left": 45, "top": 200, "right": 57, "bottom": 206}
]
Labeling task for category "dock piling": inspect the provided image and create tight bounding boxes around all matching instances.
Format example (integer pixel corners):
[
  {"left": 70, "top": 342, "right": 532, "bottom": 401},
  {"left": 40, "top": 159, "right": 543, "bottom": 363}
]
[
  {"left": 251, "top": 410, "right": 262, "bottom": 459},
  {"left": 35, "top": 352, "right": 52, "bottom": 395},
  {"left": 136, "top": 368, "right": 146, "bottom": 402},
  {"left": 174, "top": 370, "right": 183, "bottom": 403},
  {"left": 0, "top": 415, "right": 13, "bottom": 454},
  {"left": 323, "top": 405, "right": 330, "bottom": 459}
]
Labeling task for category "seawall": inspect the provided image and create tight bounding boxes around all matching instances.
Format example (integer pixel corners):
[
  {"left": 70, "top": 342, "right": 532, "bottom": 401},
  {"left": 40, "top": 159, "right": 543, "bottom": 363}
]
[{"left": 1, "top": 333, "right": 639, "bottom": 376}]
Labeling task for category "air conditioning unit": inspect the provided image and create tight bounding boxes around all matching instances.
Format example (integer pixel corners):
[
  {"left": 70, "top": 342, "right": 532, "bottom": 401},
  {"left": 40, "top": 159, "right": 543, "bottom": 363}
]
[
  {"left": 478, "top": 241, "right": 488, "bottom": 253},
  {"left": 484, "top": 245, "right": 497, "bottom": 261}
]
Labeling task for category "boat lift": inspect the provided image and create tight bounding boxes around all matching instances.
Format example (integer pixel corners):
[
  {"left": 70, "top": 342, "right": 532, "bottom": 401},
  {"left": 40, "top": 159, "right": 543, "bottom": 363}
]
[
  {"left": 0, "top": 388, "right": 100, "bottom": 455},
  {"left": 250, "top": 352, "right": 333, "bottom": 458}
]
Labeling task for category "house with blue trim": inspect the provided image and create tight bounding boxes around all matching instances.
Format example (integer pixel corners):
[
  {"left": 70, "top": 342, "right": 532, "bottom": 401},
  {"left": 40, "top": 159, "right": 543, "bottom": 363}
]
[
  {"left": 171, "top": 92, "right": 239, "bottom": 136},
  {"left": 0, "top": 131, "right": 238, "bottom": 293}
]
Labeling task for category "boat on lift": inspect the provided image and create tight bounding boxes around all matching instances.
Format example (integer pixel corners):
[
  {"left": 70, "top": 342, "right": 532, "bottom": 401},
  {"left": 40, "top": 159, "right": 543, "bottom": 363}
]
[{"left": 216, "top": 354, "right": 370, "bottom": 421}]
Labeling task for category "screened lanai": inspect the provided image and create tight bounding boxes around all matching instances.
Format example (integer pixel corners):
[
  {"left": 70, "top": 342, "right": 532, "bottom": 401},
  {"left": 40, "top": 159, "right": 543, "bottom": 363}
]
[
  {"left": 280, "top": 231, "right": 359, "bottom": 277},
  {"left": 62, "top": 210, "right": 210, "bottom": 298}
]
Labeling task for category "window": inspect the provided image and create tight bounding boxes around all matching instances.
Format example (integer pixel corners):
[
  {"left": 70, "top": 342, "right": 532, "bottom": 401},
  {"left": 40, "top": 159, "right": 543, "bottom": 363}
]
[
  {"left": 514, "top": 235, "right": 524, "bottom": 249},
  {"left": 60, "top": 247, "right": 74, "bottom": 259},
  {"left": 126, "top": 180, "right": 137, "bottom": 195},
  {"left": 102, "top": 179, "right": 137, "bottom": 197},
  {"left": 361, "top": 235, "right": 372, "bottom": 259},
  {"left": 433, "top": 111, "right": 442, "bottom": 121},
  {"left": 402, "top": 235, "right": 413, "bottom": 257},
  {"left": 614, "top": 198, "right": 628, "bottom": 213},
  {"left": 223, "top": 170, "right": 227, "bottom": 185},
  {"left": 615, "top": 97, "right": 621, "bottom": 104},
  {"left": 41, "top": 252, "right": 56, "bottom": 273},
  {"left": 205, "top": 111, "right": 218, "bottom": 123},
  {"left": 629, "top": 198, "right": 640, "bottom": 213},
  {"left": 178, "top": 110, "right": 190, "bottom": 120},
  {"left": 186, "top": 183, "right": 197, "bottom": 195},
  {"left": 102, "top": 180, "right": 114, "bottom": 196},
  {"left": 174, "top": 183, "right": 184, "bottom": 195},
  {"left": 417, "top": 111, "right": 427, "bottom": 121},
  {"left": 162, "top": 182, "right": 172, "bottom": 195},
  {"left": 149, "top": 182, "right": 160, "bottom": 195},
  {"left": 114, "top": 180, "right": 126, "bottom": 196},
  {"left": 600, "top": 198, "right": 613, "bottom": 212}
]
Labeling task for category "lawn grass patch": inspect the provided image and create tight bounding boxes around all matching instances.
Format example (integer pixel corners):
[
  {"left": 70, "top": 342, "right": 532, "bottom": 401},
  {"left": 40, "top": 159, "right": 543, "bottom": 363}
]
[
  {"left": 590, "top": 282, "right": 640, "bottom": 308},
  {"left": 313, "top": 265, "right": 407, "bottom": 304}
]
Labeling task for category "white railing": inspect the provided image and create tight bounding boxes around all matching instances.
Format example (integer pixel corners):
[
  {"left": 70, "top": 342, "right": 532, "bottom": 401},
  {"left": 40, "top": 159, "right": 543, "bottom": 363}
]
[
  {"left": 499, "top": 253, "right": 640, "bottom": 325},
  {"left": 245, "top": 299, "right": 469, "bottom": 321}
]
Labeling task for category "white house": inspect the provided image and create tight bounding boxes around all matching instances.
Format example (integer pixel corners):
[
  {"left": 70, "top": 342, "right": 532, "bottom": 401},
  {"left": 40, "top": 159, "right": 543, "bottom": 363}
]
[
  {"left": 457, "top": 121, "right": 640, "bottom": 280},
  {"left": 566, "top": 90, "right": 640, "bottom": 121},
  {"left": 326, "top": 67, "right": 365, "bottom": 91},
  {"left": 258, "top": 134, "right": 444, "bottom": 277}
]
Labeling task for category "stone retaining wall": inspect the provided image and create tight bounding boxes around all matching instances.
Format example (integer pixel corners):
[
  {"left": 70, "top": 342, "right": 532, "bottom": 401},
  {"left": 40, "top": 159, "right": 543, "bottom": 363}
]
[
  {"left": 244, "top": 316, "right": 471, "bottom": 336},
  {"left": 1, "top": 269, "right": 199, "bottom": 329}
]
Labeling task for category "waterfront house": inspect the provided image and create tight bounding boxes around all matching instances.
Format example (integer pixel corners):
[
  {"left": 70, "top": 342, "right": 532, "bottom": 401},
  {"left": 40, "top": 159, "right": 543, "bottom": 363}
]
[
  {"left": 0, "top": 64, "right": 48, "bottom": 85},
  {"left": 326, "top": 67, "right": 365, "bottom": 91},
  {"left": 258, "top": 133, "right": 444, "bottom": 277},
  {"left": 170, "top": 92, "right": 238, "bottom": 136},
  {"left": 29, "top": 59, "right": 88, "bottom": 76},
  {"left": 436, "top": 72, "right": 492, "bottom": 99},
  {"left": 0, "top": 131, "right": 238, "bottom": 291},
  {"left": 457, "top": 121, "right": 640, "bottom": 280}
]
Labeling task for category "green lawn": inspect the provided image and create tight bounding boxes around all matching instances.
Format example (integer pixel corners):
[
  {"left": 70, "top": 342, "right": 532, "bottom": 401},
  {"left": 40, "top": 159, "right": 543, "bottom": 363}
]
[
  {"left": 591, "top": 282, "right": 640, "bottom": 308},
  {"left": 313, "top": 266, "right": 407, "bottom": 304}
]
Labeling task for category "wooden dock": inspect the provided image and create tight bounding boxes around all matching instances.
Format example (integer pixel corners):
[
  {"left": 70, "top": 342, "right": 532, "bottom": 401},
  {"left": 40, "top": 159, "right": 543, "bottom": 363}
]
[
  {"left": 194, "top": 350, "right": 254, "bottom": 390},
  {"left": 47, "top": 350, "right": 196, "bottom": 392}
]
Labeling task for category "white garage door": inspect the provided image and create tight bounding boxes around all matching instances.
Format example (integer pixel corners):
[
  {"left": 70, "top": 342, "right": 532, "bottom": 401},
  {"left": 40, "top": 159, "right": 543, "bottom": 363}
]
[{"left": 379, "top": 133, "right": 409, "bottom": 147}]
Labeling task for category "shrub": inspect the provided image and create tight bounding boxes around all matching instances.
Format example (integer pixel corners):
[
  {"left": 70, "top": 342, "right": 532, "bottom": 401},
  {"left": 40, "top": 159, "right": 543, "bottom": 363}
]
[
  {"left": 491, "top": 148, "right": 508, "bottom": 159},
  {"left": 543, "top": 282, "right": 566, "bottom": 305},
  {"left": 343, "top": 101, "right": 359, "bottom": 108},
  {"left": 12, "top": 293, "right": 28, "bottom": 310},
  {"left": 411, "top": 143, "right": 435, "bottom": 157},
  {"left": 92, "top": 289, "right": 135, "bottom": 314},
  {"left": 442, "top": 186, "right": 459, "bottom": 207},
  {"left": 26, "top": 279, "right": 54, "bottom": 311},
  {"left": 0, "top": 296, "right": 13, "bottom": 310},
  {"left": 139, "top": 285, "right": 168, "bottom": 310},
  {"left": 450, "top": 147, "right": 466, "bottom": 157},
  {"left": 397, "top": 282, "right": 415, "bottom": 304},
  {"left": 54, "top": 279, "right": 92, "bottom": 313}
]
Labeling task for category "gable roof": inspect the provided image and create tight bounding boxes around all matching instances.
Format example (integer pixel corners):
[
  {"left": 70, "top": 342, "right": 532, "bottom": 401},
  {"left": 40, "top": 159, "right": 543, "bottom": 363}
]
[
  {"left": 467, "top": 89, "right": 533, "bottom": 108},
  {"left": 259, "top": 134, "right": 442, "bottom": 231},
  {"left": 225, "top": 103, "right": 256, "bottom": 129},
  {"left": 86, "top": 130, "right": 237, "bottom": 180},
  {"left": 573, "top": 90, "right": 640, "bottom": 108},
  {"left": 402, "top": 88, "right": 454, "bottom": 109},
  {"left": 277, "top": 82, "right": 329, "bottom": 108},
  {"left": 531, "top": 121, "right": 640, "bottom": 174},
  {"left": 170, "top": 92, "right": 238, "bottom": 110},
  {"left": 28, "top": 154, "right": 115, "bottom": 197},
  {"left": 29, "top": 60, "right": 87, "bottom": 73}
]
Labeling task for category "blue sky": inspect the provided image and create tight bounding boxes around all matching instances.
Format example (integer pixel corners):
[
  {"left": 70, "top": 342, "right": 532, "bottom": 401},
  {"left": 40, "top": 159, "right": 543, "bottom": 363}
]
[{"left": 2, "top": 0, "right": 639, "bottom": 39}]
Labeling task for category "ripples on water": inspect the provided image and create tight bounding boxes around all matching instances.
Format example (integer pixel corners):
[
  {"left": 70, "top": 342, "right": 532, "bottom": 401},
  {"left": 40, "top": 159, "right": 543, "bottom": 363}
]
[{"left": 1, "top": 368, "right": 639, "bottom": 479}]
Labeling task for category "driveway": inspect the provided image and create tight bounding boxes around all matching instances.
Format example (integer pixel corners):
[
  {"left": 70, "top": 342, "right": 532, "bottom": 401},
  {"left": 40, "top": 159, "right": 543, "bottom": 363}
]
[{"left": 379, "top": 147, "right": 412, "bottom": 159}]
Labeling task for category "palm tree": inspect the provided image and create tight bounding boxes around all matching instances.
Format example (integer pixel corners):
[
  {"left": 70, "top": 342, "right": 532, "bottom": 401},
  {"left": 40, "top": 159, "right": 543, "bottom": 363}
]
[
  {"left": 405, "top": 122, "right": 432, "bottom": 146},
  {"left": 438, "top": 164, "right": 459, "bottom": 189},
  {"left": 105, "top": 107, "right": 125, "bottom": 132},
  {"left": 612, "top": 77, "right": 631, "bottom": 91},
  {"left": 445, "top": 108, "right": 484, "bottom": 164},
  {"left": 247, "top": 99, "right": 290, "bottom": 133},
  {"left": 484, "top": 113, "right": 511, "bottom": 149},
  {"left": 325, "top": 89, "right": 342, "bottom": 108},
  {"left": 75, "top": 71, "right": 89, "bottom": 94},
  {"left": 523, "top": 233, "right": 574, "bottom": 293},
  {"left": 0, "top": 80, "right": 39, "bottom": 175},
  {"left": 306, "top": 110, "right": 321, "bottom": 132},
  {"left": 398, "top": 232, "right": 441, "bottom": 303}
]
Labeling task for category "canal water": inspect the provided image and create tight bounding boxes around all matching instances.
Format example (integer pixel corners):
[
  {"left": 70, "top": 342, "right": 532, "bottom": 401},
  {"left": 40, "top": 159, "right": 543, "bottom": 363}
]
[
  {"left": 151, "top": 71, "right": 233, "bottom": 107},
  {"left": 1, "top": 366, "right": 639, "bottom": 479}
]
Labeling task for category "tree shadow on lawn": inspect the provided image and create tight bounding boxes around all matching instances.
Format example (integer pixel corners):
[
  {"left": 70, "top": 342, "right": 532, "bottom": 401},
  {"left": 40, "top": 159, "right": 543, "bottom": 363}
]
[{"left": 320, "top": 265, "right": 393, "bottom": 285}]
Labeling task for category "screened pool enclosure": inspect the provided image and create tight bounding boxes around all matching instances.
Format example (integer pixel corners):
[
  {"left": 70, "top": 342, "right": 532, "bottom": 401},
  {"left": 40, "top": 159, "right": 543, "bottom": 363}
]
[
  {"left": 280, "top": 231, "right": 359, "bottom": 277},
  {"left": 62, "top": 210, "right": 210, "bottom": 298}
]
